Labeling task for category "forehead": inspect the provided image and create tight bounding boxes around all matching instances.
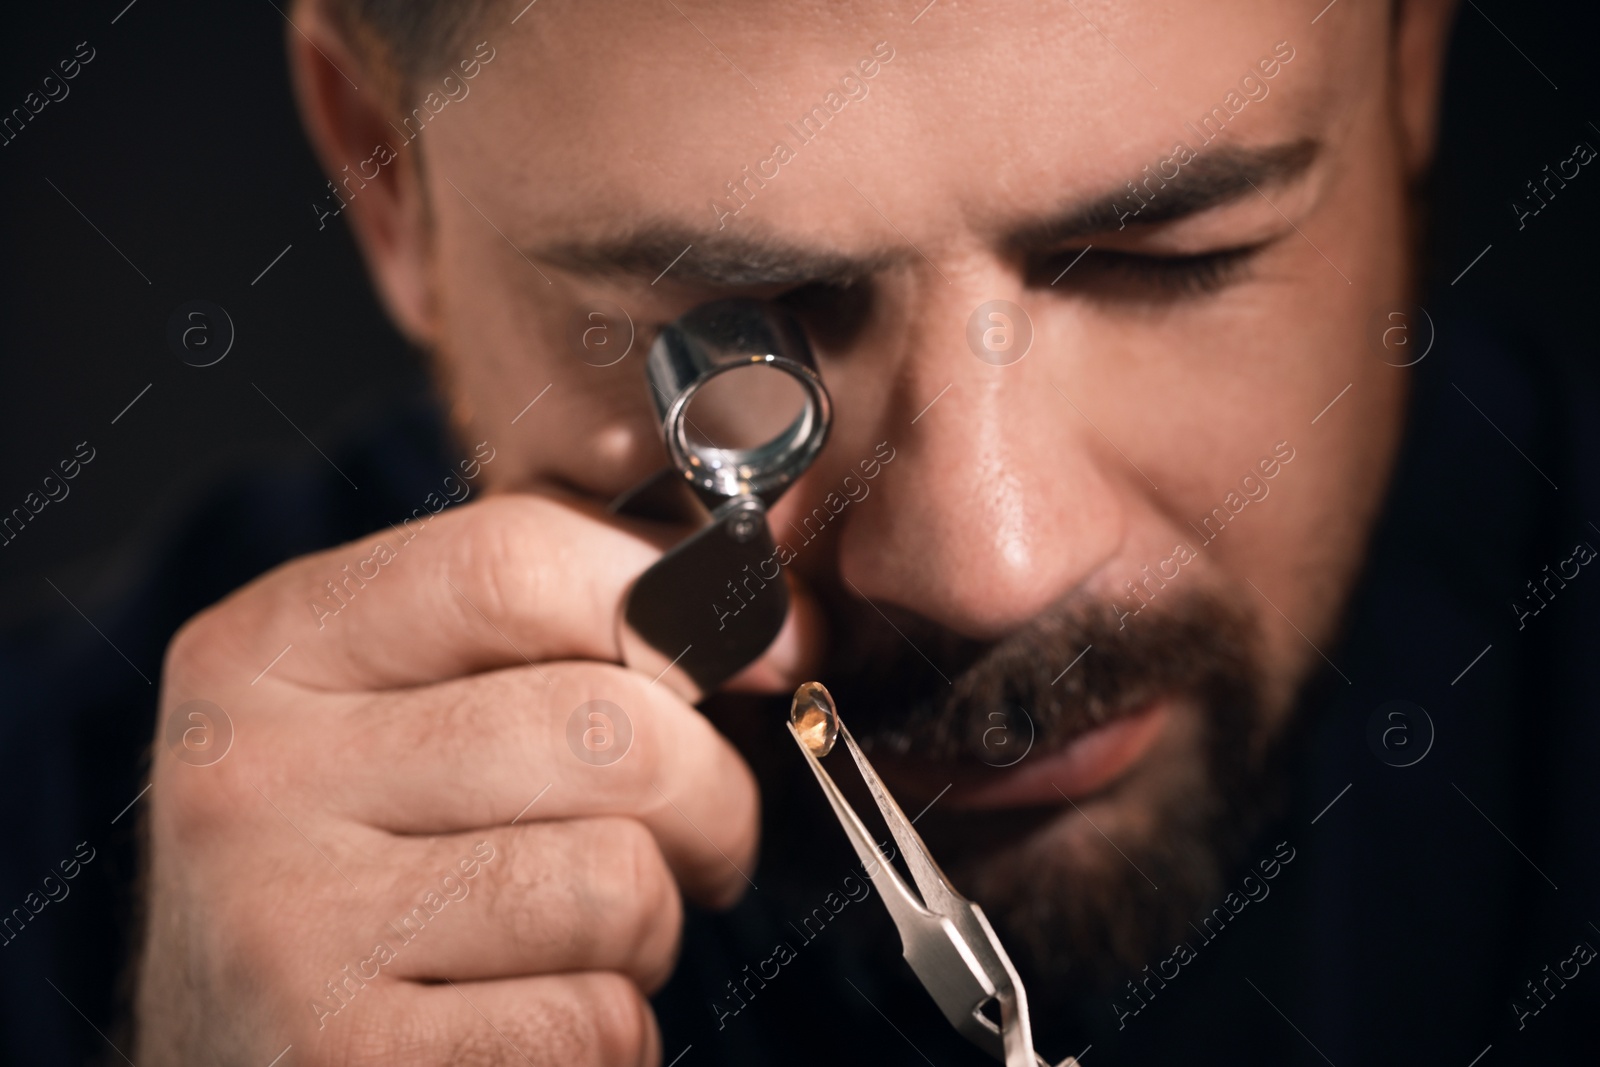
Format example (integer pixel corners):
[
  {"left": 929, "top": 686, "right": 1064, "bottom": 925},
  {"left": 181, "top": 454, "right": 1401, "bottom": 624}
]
[{"left": 433, "top": 0, "right": 1384, "bottom": 241}]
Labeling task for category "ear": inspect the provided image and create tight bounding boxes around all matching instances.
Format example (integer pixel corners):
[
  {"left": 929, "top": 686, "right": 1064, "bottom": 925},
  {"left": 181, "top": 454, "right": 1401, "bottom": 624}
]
[
  {"left": 285, "top": 1, "right": 437, "bottom": 345},
  {"left": 1391, "top": 0, "right": 1461, "bottom": 178}
]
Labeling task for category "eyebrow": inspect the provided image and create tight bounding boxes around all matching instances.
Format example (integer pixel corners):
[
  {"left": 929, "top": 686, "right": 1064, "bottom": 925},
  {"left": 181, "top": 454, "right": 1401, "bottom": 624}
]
[
  {"left": 536, "top": 228, "right": 910, "bottom": 288},
  {"left": 1003, "top": 138, "right": 1322, "bottom": 250},
  {"left": 532, "top": 138, "right": 1321, "bottom": 288}
]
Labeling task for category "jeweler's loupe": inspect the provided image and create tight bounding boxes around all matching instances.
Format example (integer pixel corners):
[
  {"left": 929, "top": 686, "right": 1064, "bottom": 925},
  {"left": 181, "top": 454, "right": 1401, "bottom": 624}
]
[{"left": 611, "top": 299, "right": 831, "bottom": 701}]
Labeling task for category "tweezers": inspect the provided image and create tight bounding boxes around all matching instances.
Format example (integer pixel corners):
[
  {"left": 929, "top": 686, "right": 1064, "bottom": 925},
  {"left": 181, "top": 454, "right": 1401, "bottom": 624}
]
[{"left": 787, "top": 707, "right": 1080, "bottom": 1067}]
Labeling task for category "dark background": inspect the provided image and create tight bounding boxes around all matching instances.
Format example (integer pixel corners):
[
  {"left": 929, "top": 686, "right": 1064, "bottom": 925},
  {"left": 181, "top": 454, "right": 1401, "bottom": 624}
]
[
  {"left": 0, "top": 0, "right": 431, "bottom": 628},
  {"left": 0, "top": 0, "right": 1598, "bottom": 1063}
]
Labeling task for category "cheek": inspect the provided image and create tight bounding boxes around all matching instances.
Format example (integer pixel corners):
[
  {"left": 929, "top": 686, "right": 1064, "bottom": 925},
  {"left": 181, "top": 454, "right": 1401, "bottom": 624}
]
[
  {"left": 472, "top": 377, "right": 662, "bottom": 500},
  {"left": 1046, "top": 199, "right": 1406, "bottom": 692}
]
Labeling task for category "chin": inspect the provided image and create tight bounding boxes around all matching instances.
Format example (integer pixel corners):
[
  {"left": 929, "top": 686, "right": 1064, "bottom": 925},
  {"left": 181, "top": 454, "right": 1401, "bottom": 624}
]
[{"left": 919, "top": 691, "right": 1284, "bottom": 1001}]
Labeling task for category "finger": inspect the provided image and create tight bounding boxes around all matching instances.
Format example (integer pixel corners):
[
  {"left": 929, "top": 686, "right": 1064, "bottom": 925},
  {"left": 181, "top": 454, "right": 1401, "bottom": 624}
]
[
  {"left": 373, "top": 820, "right": 682, "bottom": 991},
  {"left": 212, "top": 493, "right": 662, "bottom": 691},
  {"left": 332, "top": 972, "right": 658, "bottom": 1067},
  {"left": 308, "top": 662, "right": 760, "bottom": 906}
]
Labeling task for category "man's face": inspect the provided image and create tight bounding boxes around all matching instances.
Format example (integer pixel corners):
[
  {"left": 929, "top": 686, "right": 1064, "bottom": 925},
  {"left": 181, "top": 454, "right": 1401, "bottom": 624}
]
[{"left": 338, "top": 0, "right": 1420, "bottom": 992}]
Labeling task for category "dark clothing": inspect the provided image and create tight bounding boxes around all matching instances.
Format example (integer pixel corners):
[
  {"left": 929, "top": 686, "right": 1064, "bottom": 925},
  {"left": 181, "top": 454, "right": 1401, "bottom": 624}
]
[{"left": 4, "top": 306, "right": 1597, "bottom": 1065}]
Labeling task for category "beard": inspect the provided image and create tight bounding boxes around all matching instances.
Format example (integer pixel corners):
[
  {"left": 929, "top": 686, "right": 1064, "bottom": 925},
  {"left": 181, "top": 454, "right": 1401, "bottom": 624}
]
[{"left": 743, "top": 581, "right": 1290, "bottom": 1006}]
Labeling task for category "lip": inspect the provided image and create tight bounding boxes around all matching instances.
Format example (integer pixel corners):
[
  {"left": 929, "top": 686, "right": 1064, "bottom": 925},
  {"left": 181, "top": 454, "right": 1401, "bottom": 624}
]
[{"left": 876, "top": 701, "right": 1171, "bottom": 812}]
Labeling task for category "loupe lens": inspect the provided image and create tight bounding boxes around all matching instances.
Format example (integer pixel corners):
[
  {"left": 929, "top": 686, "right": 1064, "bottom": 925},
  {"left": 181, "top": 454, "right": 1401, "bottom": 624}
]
[
  {"left": 647, "top": 299, "right": 830, "bottom": 505},
  {"left": 681, "top": 363, "right": 810, "bottom": 451}
]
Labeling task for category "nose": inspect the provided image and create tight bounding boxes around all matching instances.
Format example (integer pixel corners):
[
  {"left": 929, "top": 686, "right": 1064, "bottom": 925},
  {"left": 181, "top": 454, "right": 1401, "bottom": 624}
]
[{"left": 834, "top": 282, "right": 1125, "bottom": 642}]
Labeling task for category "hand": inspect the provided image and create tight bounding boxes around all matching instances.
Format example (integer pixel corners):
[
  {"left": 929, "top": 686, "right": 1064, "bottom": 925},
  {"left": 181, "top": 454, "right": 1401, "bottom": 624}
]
[{"left": 136, "top": 493, "right": 813, "bottom": 1065}]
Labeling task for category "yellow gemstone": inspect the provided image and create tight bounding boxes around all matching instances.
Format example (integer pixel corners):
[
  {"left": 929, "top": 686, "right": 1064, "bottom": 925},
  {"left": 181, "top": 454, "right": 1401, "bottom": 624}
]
[{"left": 790, "top": 681, "right": 839, "bottom": 757}]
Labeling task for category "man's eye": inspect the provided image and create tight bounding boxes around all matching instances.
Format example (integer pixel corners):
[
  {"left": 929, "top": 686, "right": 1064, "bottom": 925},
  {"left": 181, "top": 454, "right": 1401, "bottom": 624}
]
[{"left": 1034, "top": 245, "right": 1259, "bottom": 299}]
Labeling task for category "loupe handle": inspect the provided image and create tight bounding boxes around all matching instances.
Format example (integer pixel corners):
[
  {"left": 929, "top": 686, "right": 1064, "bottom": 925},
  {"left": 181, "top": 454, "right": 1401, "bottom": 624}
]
[
  {"left": 615, "top": 494, "right": 789, "bottom": 703},
  {"left": 612, "top": 299, "right": 831, "bottom": 701}
]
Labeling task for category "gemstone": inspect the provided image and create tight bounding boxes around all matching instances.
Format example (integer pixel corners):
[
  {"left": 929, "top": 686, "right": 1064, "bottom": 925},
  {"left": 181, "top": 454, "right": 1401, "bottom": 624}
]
[{"left": 790, "top": 681, "right": 839, "bottom": 757}]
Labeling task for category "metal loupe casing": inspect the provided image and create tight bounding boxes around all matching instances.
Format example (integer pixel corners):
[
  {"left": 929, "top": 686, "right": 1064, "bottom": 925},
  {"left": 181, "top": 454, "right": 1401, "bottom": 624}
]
[
  {"left": 615, "top": 299, "right": 832, "bottom": 701},
  {"left": 645, "top": 299, "right": 831, "bottom": 508}
]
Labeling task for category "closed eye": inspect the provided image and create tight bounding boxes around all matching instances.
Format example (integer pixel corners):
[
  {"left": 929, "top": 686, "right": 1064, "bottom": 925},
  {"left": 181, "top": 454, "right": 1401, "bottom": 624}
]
[{"left": 1030, "top": 244, "right": 1263, "bottom": 299}]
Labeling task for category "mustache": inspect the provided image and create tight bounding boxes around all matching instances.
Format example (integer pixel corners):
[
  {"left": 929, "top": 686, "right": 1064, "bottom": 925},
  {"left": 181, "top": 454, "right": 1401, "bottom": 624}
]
[{"left": 815, "top": 585, "right": 1263, "bottom": 765}]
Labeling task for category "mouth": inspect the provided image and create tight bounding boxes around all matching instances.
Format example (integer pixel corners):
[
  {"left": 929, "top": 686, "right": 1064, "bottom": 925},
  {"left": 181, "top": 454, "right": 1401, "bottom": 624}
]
[{"left": 874, "top": 699, "right": 1172, "bottom": 811}]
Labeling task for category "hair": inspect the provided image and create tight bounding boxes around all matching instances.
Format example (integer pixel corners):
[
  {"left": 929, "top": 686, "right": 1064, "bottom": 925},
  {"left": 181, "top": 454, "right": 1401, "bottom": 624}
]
[{"left": 321, "top": 0, "right": 498, "bottom": 92}]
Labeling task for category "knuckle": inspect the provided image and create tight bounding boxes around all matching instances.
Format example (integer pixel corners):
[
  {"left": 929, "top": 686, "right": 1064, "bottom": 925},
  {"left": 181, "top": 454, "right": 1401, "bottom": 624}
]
[
  {"left": 726, "top": 764, "right": 762, "bottom": 868},
  {"left": 708, "top": 752, "right": 759, "bottom": 857},
  {"left": 153, "top": 723, "right": 242, "bottom": 846},
  {"left": 612, "top": 817, "right": 670, "bottom": 907},
  {"left": 161, "top": 605, "right": 229, "bottom": 689},
  {"left": 493, "top": 819, "right": 682, "bottom": 985},
  {"left": 154, "top": 768, "right": 209, "bottom": 847},
  {"left": 446, "top": 495, "right": 549, "bottom": 626},
  {"left": 582, "top": 972, "right": 655, "bottom": 1067},
  {"left": 606, "top": 818, "right": 682, "bottom": 959}
]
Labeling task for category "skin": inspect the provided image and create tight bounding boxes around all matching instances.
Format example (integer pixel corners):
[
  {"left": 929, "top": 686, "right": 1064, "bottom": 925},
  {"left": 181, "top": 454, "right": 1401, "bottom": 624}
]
[{"left": 135, "top": 0, "right": 1459, "bottom": 1062}]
